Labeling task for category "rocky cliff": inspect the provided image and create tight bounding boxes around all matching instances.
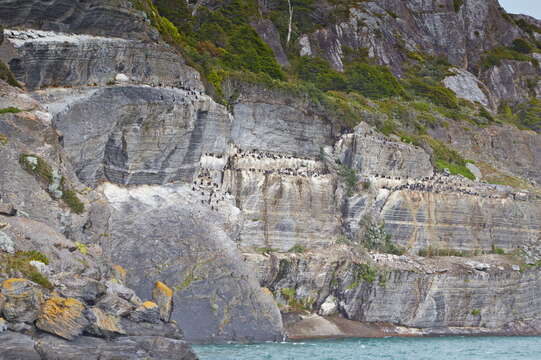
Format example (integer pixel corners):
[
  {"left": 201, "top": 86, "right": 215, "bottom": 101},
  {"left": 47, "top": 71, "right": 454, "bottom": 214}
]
[{"left": 1, "top": 0, "right": 541, "bottom": 357}]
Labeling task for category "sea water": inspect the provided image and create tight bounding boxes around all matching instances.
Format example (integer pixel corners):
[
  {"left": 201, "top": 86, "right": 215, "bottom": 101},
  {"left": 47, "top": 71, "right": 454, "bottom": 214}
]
[{"left": 193, "top": 336, "right": 541, "bottom": 360}]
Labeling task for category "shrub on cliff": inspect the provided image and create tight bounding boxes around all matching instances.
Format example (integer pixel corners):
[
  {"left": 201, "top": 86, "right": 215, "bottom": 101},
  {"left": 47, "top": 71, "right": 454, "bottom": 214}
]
[
  {"left": 511, "top": 38, "right": 535, "bottom": 54},
  {"left": 294, "top": 56, "right": 347, "bottom": 91},
  {"left": 345, "top": 62, "right": 407, "bottom": 99}
]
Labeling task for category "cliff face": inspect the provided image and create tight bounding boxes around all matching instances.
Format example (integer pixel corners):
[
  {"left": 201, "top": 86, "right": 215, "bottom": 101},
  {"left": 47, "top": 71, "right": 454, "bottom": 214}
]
[{"left": 0, "top": 0, "right": 541, "bottom": 353}]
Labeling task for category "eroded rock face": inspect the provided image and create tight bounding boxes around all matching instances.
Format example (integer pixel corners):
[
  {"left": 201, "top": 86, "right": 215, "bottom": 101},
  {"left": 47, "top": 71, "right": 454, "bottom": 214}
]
[
  {"left": 296, "top": 0, "right": 519, "bottom": 72},
  {"left": 251, "top": 251, "right": 541, "bottom": 336},
  {"left": 37, "top": 86, "right": 230, "bottom": 186},
  {"left": 99, "top": 183, "right": 283, "bottom": 342},
  {"left": 335, "top": 123, "right": 434, "bottom": 180},
  {"left": 443, "top": 68, "right": 493, "bottom": 109},
  {"left": 0, "top": 29, "right": 203, "bottom": 91},
  {"left": 0, "top": 0, "right": 155, "bottom": 41},
  {"left": 481, "top": 59, "right": 541, "bottom": 107}
]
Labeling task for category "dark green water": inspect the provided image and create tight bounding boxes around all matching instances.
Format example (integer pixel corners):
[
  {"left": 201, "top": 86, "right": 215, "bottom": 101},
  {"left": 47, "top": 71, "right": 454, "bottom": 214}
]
[{"left": 193, "top": 336, "right": 541, "bottom": 360}]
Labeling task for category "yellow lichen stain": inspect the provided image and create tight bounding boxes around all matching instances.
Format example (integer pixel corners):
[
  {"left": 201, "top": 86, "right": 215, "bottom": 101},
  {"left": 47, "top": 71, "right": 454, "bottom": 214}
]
[
  {"left": 261, "top": 287, "right": 273, "bottom": 296},
  {"left": 155, "top": 281, "right": 173, "bottom": 298},
  {"left": 40, "top": 297, "right": 84, "bottom": 320},
  {"left": 2, "top": 278, "right": 26, "bottom": 290},
  {"left": 142, "top": 301, "right": 158, "bottom": 309},
  {"left": 112, "top": 265, "right": 127, "bottom": 282}
]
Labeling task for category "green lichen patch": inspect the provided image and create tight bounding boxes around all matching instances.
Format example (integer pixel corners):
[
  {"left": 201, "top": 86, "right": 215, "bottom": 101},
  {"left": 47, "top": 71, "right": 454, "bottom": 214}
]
[
  {"left": 0, "top": 61, "right": 22, "bottom": 88},
  {"left": 0, "top": 107, "right": 22, "bottom": 114},
  {"left": 0, "top": 251, "right": 53, "bottom": 290},
  {"left": 19, "top": 154, "right": 85, "bottom": 214}
]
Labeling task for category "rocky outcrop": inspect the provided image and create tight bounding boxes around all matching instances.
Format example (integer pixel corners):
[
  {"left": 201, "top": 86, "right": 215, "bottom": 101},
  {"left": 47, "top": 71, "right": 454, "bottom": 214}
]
[
  {"left": 0, "top": 331, "right": 197, "bottom": 360},
  {"left": 480, "top": 59, "right": 541, "bottom": 107},
  {"left": 97, "top": 183, "right": 283, "bottom": 342},
  {"left": 443, "top": 68, "right": 493, "bottom": 109},
  {"left": 2, "top": 0, "right": 541, "bottom": 347},
  {"left": 36, "top": 85, "right": 228, "bottom": 186},
  {"left": 293, "top": 0, "right": 520, "bottom": 72},
  {"left": 0, "top": 29, "right": 202, "bottom": 91},
  {"left": 0, "top": 0, "right": 156, "bottom": 41},
  {"left": 250, "top": 250, "right": 541, "bottom": 336}
]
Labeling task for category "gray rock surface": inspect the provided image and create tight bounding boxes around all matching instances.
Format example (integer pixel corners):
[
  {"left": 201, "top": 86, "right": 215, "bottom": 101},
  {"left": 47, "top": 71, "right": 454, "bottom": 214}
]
[
  {"left": 443, "top": 68, "right": 493, "bottom": 109},
  {"left": 0, "top": 0, "right": 156, "bottom": 41},
  {"left": 250, "top": 250, "right": 541, "bottom": 336},
  {"left": 98, "top": 183, "right": 283, "bottom": 342},
  {"left": 37, "top": 86, "right": 229, "bottom": 186},
  {"left": 0, "top": 29, "right": 202, "bottom": 91}
]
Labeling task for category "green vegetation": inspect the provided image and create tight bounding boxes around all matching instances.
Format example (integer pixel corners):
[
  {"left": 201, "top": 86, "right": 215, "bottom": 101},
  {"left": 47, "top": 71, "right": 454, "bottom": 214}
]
[
  {"left": 511, "top": 38, "right": 536, "bottom": 54},
  {"left": 453, "top": 0, "right": 464, "bottom": 12},
  {"left": 418, "top": 246, "right": 471, "bottom": 257},
  {"left": 75, "top": 242, "right": 88, "bottom": 255},
  {"left": 475, "top": 161, "right": 534, "bottom": 190},
  {"left": 515, "top": 98, "right": 541, "bottom": 133},
  {"left": 0, "top": 251, "right": 53, "bottom": 289},
  {"left": 0, "top": 60, "right": 21, "bottom": 88},
  {"left": 491, "top": 245, "right": 506, "bottom": 255},
  {"left": 471, "top": 309, "right": 481, "bottom": 316},
  {"left": 338, "top": 165, "right": 359, "bottom": 196},
  {"left": 0, "top": 134, "right": 7, "bottom": 145},
  {"left": 515, "top": 18, "right": 541, "bottom": 36},
  {"left": 345, "top": 62, "right": 407, "bottom": 99},
  {"left": 279, "top": 287, "right": 313, "bottom": 313},
  {"left": 361, "top": 216, "right": 405, "bottom": 255},
  {"left": 20, "top": 154, "right": 54, "bottom": 184},
  {"left": 132, "top": 0, "right": 283, "bottom": 100},
  {"left": 19, "top": 154, "right": 85, "bottom": 214},
  {"left": 294, "top": 56, "right": 347, "bottom": 91},
  {"left": 62, "top": 188, "right": 85, "bottom": 215},
  {"left": 480, "top": 46, "right": 539, "bottom": 69},
  {"left": 0, "top": 107, "right": 22, "bottom": 114},
  {"left": 347, "top": 263, "right": 379, "bottom": 289},
  {"left": 255, "top": 246, "right": 278, "bottom": 254},
  {"left": 288, "top": 244, "right": 306, "bottom": 253}
]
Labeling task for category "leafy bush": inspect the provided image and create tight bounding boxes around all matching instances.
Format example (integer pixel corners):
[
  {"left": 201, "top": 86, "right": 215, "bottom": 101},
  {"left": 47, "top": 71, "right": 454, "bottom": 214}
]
[
  {"left": 491, "top": 245, "right": 506, "bottom": 255},
  {"left": 0, "top": 252, "right": 53, "bottom": 289},
  {"left": 19, "top": 154, "right": 54, "bottom": 184},
  {"left": 480, "top": 47, "right": 538, "bottom": 69},
  {"left": 453, "top": 0, "right": 464, "bottom": 12},
  {"left": 347, "top": 263, "right": 379, "bottom": 289},
  {"left": 418, "top": 246, "right": 469, "bottom": 257},
  {"left": 20, "top": 154, "right": 85, "bottom": 214},
  {"left": 0, "top": 107, "right": 22, "bottom": 114},
  {"left": 404, "top": 78, "right": 459, "bottom": 109},
  {"left": 62, "top": 189, "right": 85, "bottom": 215},
  {"left": 288, "top": 244, "right": 306, "bottom": 253},
  {"left": 294, "top": 56, "right": 347, "bottom": 91},
  {"left": 515, "top": 98, "right": 541, "bottom": 133},
  {"left": 361, "top": 216, "right": 405, "bottom": 255},
  {"left": 511, "top": 38, "right": 535, "bottom": 54},
  {"left": 338, "top": 165, "right": 359, "bottom": 196},
  {"left": 0, "top": 60, "right": 21, "bottom": 88},
  {"left": 345, "top": 62, "right": 407, "bottom": 99}
]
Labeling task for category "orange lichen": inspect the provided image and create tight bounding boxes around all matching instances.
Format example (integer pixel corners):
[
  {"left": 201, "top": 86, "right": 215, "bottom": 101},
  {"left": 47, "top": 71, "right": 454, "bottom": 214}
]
[
  {"left": 155, "top": 281, "right": 173, "bottom": 298},
  {"left": 36, "top": 296, "right": 87, "bottom": 340},
  {"left": 261, "top": 287, "right": 273, "bottom": 296},
  {"left": 142, "top": 301, "right": 158, "bottom": 309},
  {"left": 2, "top": 278, "right": 26, "bottom": 290},
  {"left": 112, "top": 265, "right": 127, "bottom": 282}
]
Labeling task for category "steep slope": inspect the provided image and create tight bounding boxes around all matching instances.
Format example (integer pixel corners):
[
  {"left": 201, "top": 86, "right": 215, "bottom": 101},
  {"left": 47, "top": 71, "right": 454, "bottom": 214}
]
[{"left": 0, "top": 0, "right": 541, "bottom": 348}]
